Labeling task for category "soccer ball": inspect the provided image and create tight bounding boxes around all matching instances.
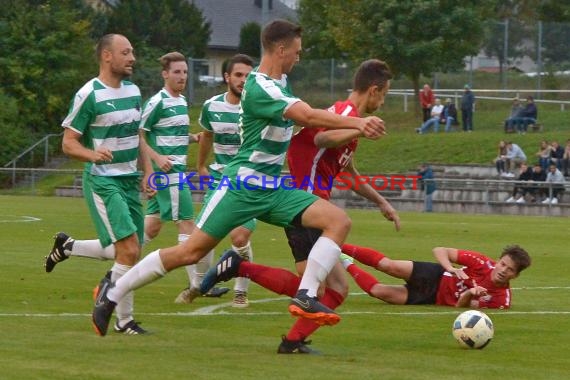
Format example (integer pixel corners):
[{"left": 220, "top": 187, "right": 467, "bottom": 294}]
[{"left": 452, "top": 310, "right": 494, "bottom": 349}]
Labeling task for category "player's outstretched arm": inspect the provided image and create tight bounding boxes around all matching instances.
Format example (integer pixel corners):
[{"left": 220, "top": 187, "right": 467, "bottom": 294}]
[
  {"left": 285, "top": 101, "right": 385, "bottom": 138},
  {"left": 314, "top": 129, "right": 362, "bottom": 148},
  {"left": 345, "top": 160, "right": 401, "bottom": 231}
]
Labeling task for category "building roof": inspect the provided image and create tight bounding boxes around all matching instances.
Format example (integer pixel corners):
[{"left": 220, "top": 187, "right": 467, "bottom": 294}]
[{"left": 191, "top": 0, "right": 297, "bottom": 50}]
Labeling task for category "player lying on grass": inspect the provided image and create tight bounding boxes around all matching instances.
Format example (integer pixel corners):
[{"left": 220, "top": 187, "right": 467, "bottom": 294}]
[{"left": 339, "top": 244, "right": 531, "bottom": 309}]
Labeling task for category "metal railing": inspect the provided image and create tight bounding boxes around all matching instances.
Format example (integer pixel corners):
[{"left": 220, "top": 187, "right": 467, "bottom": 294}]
[{"left": 3, "top": 133, "right": 63, "bottom": 187}]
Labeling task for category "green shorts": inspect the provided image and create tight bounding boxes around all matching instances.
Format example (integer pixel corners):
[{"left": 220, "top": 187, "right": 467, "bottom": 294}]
[
  {"left": 145, "top": 184, "right": 194, "bottom": 222},
  {"left": 201, "top": 179, "right": 256, "bottom": 232},
  {"left": 196, "top": 184, "right": 317, "bottom": 240},
  {"left": 82, "top": 172, "right": 144, "bottom": 247}
]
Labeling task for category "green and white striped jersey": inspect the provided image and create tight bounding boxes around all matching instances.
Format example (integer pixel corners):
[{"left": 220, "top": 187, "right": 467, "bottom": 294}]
[
  {"left": 199, "top": 92, "right": 241, "bottom": 179},
  {"left": 223, "top": 71, "right": 300, "bottom": 188},
  {"left": 140, "top": 89, "right": 190, "bottom": 176},
  {"left": 62, "top": 78, "right": 142, "bottom": 177}
]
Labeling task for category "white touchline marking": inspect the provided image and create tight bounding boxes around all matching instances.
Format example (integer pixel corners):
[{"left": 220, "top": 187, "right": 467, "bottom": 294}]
[
  {"left": 0, "top": 215, "right": 42, "bottom": 223},
  {"left": 2, "top": 289, "right": 570, "bottom": 318}
]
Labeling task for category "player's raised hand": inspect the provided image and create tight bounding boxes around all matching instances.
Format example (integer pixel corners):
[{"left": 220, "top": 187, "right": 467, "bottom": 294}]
[{"left": 360, "top": 116, "right": 386, "bottom": 140}]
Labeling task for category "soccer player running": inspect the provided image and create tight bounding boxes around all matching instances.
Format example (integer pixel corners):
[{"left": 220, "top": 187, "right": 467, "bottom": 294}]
[
  {"left": 200, "top": 59, "right": 400, "bottom": 353},
  {"left": 340, "top": 244, "right": 531, "bottom": 308},
  {"left": 91, "top": 19, "right": 386, "bottom": 336},
  {"left": 174, "top": 54, "right": 256, "bottom": 308},
  {"left": 54, "top": 34, "right": 151, "bottom": 334}
]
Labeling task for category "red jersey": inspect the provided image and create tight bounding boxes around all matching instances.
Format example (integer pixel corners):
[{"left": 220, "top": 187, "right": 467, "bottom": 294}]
[
  {"left": 287, "top": 100, "right": 359, "bottom": 200},
  {"left": 436, "top": 250, "right": 511, "bottom": 309}
]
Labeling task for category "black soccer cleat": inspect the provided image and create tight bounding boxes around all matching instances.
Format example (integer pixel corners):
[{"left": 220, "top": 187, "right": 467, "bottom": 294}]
[
  {"left": 288, "top": 289, "right": 341, "bottom": 326},
  {"left": 114, "top": 320, "right": 148, "bottom": 335},
  {"left": 277, "top": 335, "right": 320, "bottom": 354},
  {"left": 45, "top": 232, "right": 74, "bottom": 273},
  {"left": 203, "top": 287, "right": 231, "bottom": 298},
  {"left": 92, "top": 273, "right": 116, "bottom": 336},
  {"left": 199, "top": 249, "right": 242, "bottom": 295}
]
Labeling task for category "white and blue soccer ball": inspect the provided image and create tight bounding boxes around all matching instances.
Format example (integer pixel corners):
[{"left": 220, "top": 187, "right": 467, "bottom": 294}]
[{"left": 452, "top": 310, "right": 494, "bottom": 349}]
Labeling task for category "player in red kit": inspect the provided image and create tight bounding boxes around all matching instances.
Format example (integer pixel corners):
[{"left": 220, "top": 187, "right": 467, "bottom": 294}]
[
  {"left": 339, "top": 244, "right": 531, "bottom": 309},
  {"left": 202, "top": 59, "right": 400, "bottom": 354}
]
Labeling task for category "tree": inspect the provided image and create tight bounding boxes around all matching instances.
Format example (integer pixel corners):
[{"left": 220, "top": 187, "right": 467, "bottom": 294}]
[
  {"left": 105, "top": 0, "right": 211, "bottom": 58},
  {"left": 298, "top": 1, "right": 344, "bottom": 59},
  {"left": 238, "top": 22, "right": 261, "bottom": 59},
  {"left": 0, "top": 0, "right": 97, "bottom": 163},
  {"left": 302, "top": 0, "right": 488, "bottom": 115}
]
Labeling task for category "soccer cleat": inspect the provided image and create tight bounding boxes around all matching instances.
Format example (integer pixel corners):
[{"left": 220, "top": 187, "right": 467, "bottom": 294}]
[
  {"left": 339, "top": 253, "right": 354, "bottom": 269},
  {"left": 114, "top": 320, "right": 148, "bottom": 335},
  {"left": 44, "top": 232, "right": 74, "bottom": 273},
  {"left": 199, "top": 249, "right": 242, "bottom": 295},
  {"left": 174, "top": 287, "right": 201, "bottom": 304},
  {"left": 288, "top": 289, "right": 340, "bottom": 326},
  {"left": 92, "top": 273, "right": 116, "bottom": 336},
  {"left": 232, "top": 290, "right": 249, "bottom": 308},
  {"left": 277, "top": 335, "right": 320, "bottom": 354},
  {"left": 203, "top": 287, "right": 231, "bottom": 298}
]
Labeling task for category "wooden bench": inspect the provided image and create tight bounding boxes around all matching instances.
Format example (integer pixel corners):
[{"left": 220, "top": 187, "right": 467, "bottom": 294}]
[{"left": 529, "top": 123, "right": 543, "bottom": 132}]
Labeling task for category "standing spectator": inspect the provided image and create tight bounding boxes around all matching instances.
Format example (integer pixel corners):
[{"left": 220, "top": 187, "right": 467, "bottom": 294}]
[
  {"left": 440, "top": 98, "right": 458, "bottom": 132},
  {"left": 562, "top": 139, "right": 570, "bottom": 177},
  {"left": 502, "top": 141, "right": 527, "bottom": 177},
  {"left": 504, "top": 97, "right": 523, "bottom": 133},
  {"left": 549, "top": 140, "right": 564, "bottom": 171},
  {"left": 535, "top": 140, "right": 553, "bottom": 171},
  {"left": 542, "top": 164, "right": 566, "bottom": 204},
  {"left": 419, "top": 84, "right": 435, "bottom": 122},
  {"left": 494, "top": 140, "right": 508, "bottom": 176},
  {"left": 460, "top": 84, "right": 475, "bottom": 132},
  {"left": 416, "top": 98, "right": 443, "bottom": 134},
  {"left": 418, "top": 164, "right": 436, "bottom": 212}
]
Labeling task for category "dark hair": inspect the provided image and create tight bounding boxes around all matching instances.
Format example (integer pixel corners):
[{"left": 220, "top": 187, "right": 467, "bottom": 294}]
[
  {"left": 261, "top": 19, "right": 302, "bottom": 52},
  {"left": 96, "top": 34, "right": 119, "bottom": 62},
  {"left": 352, "top": 59, "right": 393, "bottom": 93},
  {"left": 224, "top": 54, "right": 254, "bottom": 76},
  {"left": 500, "top": 245, "right": 531, "bottom": 274},
  {"left": 159, "top": 51, "right": 186, "bottom": 71}
]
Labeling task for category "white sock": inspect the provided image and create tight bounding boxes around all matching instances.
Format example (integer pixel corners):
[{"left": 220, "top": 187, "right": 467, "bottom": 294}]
[
  {"left": 71, "top": 240, "right": 115, "bottom": 260},
  {"left": 233, "top": 242, "right": 253, "bottom": 293},
  {"left": 110, "top": 263, "right": 134, "bottom": 327},
  {"left": 185, "top": 250, "right": 214, "bottom": 289},
  {"left": 298, "top": 236, "right": 341, "bottom": 297},
  {"left": 108, "top": 250, "right": 166, "bottom": 303}
]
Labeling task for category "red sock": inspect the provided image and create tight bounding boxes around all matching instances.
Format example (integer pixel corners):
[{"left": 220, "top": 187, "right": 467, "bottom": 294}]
[
  {"left": 238, "top": 262, "right": 300, "bottom": 297},
  {"left": 286, "top": 287, "right": 345, "bottom": 341},
  {"left": 346, "top": 264, "right": 379, "bottom": 295},
  {"left": 341, "top": 243, "right": 386, "bottom": 268}
]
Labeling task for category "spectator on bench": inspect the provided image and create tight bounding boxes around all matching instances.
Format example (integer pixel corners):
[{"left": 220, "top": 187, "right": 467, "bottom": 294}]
[
  {"left": 494, "top": 140, "right": 508, "bottom": 176},
  {"left": 542, "top": 163, "right": 566, "bottom": 205},
  {"left": 506, "top": 164, "right": 546, "bottom": 203},
  {"left": 504, "top": 97, "right": 523, "bottom": 133},
  {"left": 416, "top": 98, "right": 444, "bottom": 134},
  {"left": 535, "top": 140, "right": 553, "bottom": 171},
  {"left": 562, "top": 139, "right": 570, "bottom": 177},
  {"left": 440, "top": 98, "right": 458, "bottom": 132},
  {"left": 505, "top": 163, "right": 532, "bottom": 203},
  {"left": 501, "top": 141, "right": 527, "bottom": 178},
  {"left": 511, "top": 96, "right": 537, "bottom": 134},
  {"left": 550, "top": 140, "right": 565, "bottom": 171}
]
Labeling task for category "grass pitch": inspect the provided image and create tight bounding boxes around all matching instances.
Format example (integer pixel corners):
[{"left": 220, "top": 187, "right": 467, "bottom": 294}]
[{"left": 0, "top": 195, "right": 568, "bottom": 380}]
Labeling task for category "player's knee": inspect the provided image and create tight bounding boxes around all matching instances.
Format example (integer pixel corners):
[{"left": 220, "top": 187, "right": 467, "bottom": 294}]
[{"left": 231, "top": 235, "right": 249, "bottom": 248}]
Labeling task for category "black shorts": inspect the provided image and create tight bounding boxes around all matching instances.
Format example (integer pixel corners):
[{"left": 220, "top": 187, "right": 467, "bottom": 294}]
[
  {"left": 404, "top": 261, "right": 445, "bottom": 305},
  {"left": 284, "top": 224, "right": 322, "bottom": 263}
]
